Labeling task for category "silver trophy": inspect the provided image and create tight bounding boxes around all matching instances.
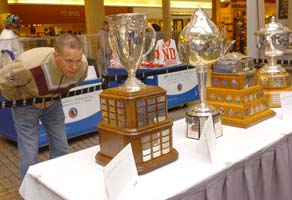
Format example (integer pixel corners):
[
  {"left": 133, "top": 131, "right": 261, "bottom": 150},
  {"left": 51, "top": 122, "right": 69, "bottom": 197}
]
[
  {"left": 107, "top": 13, "right": 156, "bottom": 92},
  {"left": 179, "top": 8, "right": 233, "bottom": 139},
  {"left": 255, "top": 16, "right": 291, "bottom": 89}
]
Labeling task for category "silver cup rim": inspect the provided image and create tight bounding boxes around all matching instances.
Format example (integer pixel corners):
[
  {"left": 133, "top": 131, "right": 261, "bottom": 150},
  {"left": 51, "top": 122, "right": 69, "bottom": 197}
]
[{"left": 106, "top": 13, "right": 147, "bottom": 19}]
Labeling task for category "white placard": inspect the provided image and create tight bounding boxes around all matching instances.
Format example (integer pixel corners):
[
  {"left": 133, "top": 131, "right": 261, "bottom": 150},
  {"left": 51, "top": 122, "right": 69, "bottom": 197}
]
[
  {"left": 280, "top": 92, "right": 292, "bottom": 120},
  {"left": 61, "top": 82, "right": 101, "bottom": 123},
  {"left": 158, "top": 69, "right": 197, "bottom": 95},
  {"left": 202, "top": 115, "right": 217, "bottom": 163},
  {"left": 103, "top": 144, "right": 138, "bottom": 200},
  {"left": 85, "top": 65, "right": 98, "bottom": 80}
]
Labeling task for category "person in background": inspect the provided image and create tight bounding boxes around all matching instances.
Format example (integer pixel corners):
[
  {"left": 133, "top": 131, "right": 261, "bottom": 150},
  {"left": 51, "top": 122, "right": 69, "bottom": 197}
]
[
  {"left": 144, "top": 23, "right": 161, "bottom": 63},
  {"left": 0, "top": 13, "right": 23, "bottom": 68},
  {"left": 97, "top": 20, "right": 112, "bottom": 76},
  {"left": 151, "top": 23, "right": 161, "bottom": 32},
  {"left": 0, "top": 33, "right": 88, "bottom": 181}
]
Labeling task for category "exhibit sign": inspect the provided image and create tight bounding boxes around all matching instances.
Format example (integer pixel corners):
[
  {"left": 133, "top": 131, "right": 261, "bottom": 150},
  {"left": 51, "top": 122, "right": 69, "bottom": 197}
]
[
  {"left": 158, "top": 68, "right": 198, "bottom": 107},
  {"left": 61, "top": 82, "right": 101, "bottom": 124}
]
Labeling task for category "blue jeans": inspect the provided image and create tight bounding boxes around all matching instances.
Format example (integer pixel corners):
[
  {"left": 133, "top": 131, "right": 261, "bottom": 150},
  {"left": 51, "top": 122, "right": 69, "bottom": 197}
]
[{"left": 12, "top": 100, "right": 69, "bottom": 181}]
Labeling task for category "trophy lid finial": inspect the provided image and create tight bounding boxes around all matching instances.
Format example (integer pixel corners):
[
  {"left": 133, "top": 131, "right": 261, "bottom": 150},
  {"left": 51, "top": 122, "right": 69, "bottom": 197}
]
[{"left": 256, "top": 16, "right": 291, "bottom": 35}]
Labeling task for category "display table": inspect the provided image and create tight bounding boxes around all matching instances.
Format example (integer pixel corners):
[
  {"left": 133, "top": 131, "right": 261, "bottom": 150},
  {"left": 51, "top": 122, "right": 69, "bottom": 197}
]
[
  {"left": 106, "top": 64, "right": 199, "bottom": 108},
  {"left": 0, "top": 79, "right": 102, "bottom": 146},
  {"left": 19, "top": 108, "right": 292, "bottom": 200}
]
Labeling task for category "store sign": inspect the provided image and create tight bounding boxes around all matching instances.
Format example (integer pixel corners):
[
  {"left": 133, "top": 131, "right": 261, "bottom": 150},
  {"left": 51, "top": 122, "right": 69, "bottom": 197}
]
[
  {"left": 60, "top": 11, "right": 81, "bottom": 17},
  {"left": 10, "top": 5, "right": 85, "bottom": 24}
]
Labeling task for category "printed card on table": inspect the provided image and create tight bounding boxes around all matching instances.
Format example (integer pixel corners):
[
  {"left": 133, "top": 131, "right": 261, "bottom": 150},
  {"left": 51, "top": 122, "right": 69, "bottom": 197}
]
[
  {"left": 202, "top": 115, "right": 217, "bottom": 163},
  {"left": 85, "top": 65, "right": 98, "bottom": 80},
  {"left": 103, "top": 143, "right": 138, "bottom": 200},
  {"left": 280, "top": 92, "right": 292, "bottom": 120}
]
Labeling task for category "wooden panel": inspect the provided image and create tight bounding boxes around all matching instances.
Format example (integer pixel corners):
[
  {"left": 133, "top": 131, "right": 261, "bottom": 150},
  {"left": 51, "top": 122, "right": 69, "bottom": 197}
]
[{"left": 9, "top": 4, "right": 129, "bottom": 24}]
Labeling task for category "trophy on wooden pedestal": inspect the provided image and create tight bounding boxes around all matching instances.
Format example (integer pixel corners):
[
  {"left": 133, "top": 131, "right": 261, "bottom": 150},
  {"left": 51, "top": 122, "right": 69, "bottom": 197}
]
[
  {"left": 255, "top": 16, "right": 292, "bottom": 107},
  {"left": 178, "top": 8, "right": 234, "bottom": 139},
  {"left": 95, "top": 13, "right": 178, "bottom": 174},
  {"left": 206, "top": 52, "right": 275, "bottom": 128}
]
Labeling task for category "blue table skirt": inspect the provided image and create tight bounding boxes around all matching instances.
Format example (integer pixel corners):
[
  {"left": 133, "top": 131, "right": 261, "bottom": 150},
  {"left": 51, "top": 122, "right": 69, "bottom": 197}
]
[{"left": 0, "top": 79, "right": 102, "bottom": 146}]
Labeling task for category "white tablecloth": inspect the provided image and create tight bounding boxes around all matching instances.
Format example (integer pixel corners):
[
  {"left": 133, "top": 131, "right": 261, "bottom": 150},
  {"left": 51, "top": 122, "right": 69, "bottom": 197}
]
[{"left": 19, "top": 108, "right": 292, "bottom": 200}]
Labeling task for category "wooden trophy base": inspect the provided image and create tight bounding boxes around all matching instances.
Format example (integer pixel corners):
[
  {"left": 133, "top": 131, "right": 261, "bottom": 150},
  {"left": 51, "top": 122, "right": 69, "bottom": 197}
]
[
  {"left": 258, "top": 71, "right": 290, "bottom": 89},
  {"left": 220, "top": 109, "right": 275, "bottom": 128},
  {"left": 96, "top": 85, "right": 178, "bottom": 174},
  {"left": 211, "top": 69, "right": 256, "bottom": 89},
  {"left": 207, "top": 85, "right": 275, "bottom": 128},
  {"left": 263, "top": 87, "right": 292, "bottom": 107}
]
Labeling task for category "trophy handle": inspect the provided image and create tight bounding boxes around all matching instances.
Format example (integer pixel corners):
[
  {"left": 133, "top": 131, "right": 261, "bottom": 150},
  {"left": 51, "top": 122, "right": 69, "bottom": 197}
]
[
  {"left": 108, "top": 30, "right": 117, "bottom": 56},
  {"left": 265, "top": 32, "right": 284, "bottom": 58},
  {"left": 268, "top": 33, "right": 277, "bottom": 53},
  {"left": 142, "top": 24, "right": 157, "bottom": 59}
]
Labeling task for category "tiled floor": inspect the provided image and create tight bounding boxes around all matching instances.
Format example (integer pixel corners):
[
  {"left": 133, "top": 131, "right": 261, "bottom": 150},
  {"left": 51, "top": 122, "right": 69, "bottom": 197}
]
[{"left": 0, "top": 103, "right": 192, "bottom": 200}]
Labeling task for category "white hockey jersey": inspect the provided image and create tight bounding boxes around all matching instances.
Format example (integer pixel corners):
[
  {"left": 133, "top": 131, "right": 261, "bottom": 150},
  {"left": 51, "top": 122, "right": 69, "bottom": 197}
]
[{"left": 154, "top": 39, "right": 180, "bottom": 66}]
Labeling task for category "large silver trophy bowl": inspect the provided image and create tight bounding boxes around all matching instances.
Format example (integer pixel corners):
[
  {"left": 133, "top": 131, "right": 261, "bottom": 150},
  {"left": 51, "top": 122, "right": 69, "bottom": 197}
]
[
  {"left": 107, "top": 13, "right": 156, "bottom": 92},
  {"left": 179, "top": 8, "right": 233, "bottom": 139}
]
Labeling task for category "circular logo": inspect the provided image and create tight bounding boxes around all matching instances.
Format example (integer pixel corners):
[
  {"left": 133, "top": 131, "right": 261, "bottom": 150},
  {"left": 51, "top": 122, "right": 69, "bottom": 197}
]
[
  {"left": 69, "top": 107, "right": 78, "bottom": 118},
  {"left": 177, "top": 83, "right": 183, "bottom": 91}
]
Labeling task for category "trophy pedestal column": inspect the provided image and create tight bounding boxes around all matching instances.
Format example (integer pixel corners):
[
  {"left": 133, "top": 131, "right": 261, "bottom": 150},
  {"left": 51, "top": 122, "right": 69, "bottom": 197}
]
[
  {"left": 185, "top": 105, "right": 223, "bottom": 140},
  {"left": 185, "top": 64, "right": 223, "bottom": 140}
]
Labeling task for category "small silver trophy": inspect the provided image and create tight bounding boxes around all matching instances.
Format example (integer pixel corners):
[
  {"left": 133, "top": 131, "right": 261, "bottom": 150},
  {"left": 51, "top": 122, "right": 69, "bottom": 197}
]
[
  {"left": 256, "top": 16, "right": 291, "bottom": 87},
  {"left": 255, "top": 16, "right": 292, "bottom": 107},
  {"left": 107, "top": 13, "right": 156, "bottom": 92},
  {"left": 179, "top": 8, "right": 233, "bottom": 139}
]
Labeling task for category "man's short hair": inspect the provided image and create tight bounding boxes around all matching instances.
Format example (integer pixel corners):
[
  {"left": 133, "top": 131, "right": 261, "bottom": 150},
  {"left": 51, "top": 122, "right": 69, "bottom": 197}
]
[
  {"left": 103, "top": 20, "right": 109, "bottom": 26},
  {"left": 54, "top": 33, "right": 82, "bottom": 53}
]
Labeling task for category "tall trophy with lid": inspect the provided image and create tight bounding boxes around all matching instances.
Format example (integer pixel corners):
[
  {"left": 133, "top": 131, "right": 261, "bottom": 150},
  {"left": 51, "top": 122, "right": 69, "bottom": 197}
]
[
  {"left": 179, "top": 8, "right": 233, "bottom": 139},
  {"left": 95, "top": 13, "right": 178, "bottom": 174},
  {"left": 255, "top": 16, "right": 292, "bottom": 107}
]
